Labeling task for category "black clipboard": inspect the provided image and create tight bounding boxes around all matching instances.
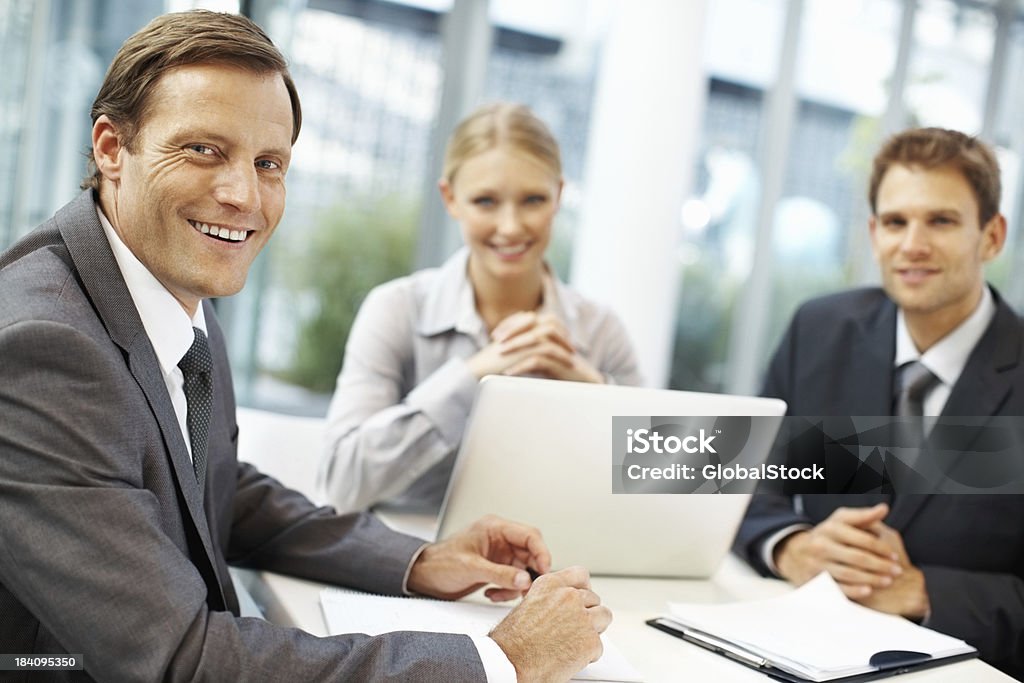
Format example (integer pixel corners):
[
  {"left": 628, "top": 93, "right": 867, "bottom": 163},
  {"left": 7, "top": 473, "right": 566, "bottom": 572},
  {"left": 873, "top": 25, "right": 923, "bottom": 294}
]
[{"left": 646, "top": 617, "right": 978, "bottom": 682}]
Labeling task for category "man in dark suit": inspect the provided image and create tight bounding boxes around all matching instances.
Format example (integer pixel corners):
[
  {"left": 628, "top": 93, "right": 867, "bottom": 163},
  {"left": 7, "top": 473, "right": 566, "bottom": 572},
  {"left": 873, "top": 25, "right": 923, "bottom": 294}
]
[
  {"left": 0, "top": 11, "right": 609, "bottom": 682},
  {"left": 735, "top": 127, "right": 1024, "bottom": 677}
]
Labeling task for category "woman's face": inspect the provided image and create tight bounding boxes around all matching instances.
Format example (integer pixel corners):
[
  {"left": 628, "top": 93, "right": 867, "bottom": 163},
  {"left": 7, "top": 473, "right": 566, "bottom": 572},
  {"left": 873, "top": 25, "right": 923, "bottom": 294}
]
[{"left": 441, "top": 146, "right": 562, "bottom": 283}]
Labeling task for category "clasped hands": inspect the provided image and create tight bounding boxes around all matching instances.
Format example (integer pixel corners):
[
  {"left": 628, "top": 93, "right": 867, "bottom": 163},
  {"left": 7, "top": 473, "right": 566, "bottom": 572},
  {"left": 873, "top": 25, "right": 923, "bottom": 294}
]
[
  {"left": 467, "top": 311, "right": 604, "bottom": 384},
  {"left": 407, "top": 515, "right": 611, "bottom": 682},
  {"left": 774, "top": 503, "right": 930, "bottom": 620}
]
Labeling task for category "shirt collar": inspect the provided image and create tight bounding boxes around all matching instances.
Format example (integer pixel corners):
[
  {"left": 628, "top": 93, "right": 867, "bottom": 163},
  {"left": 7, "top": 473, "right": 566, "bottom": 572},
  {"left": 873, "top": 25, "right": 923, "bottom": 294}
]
[
  {"left": 416, "top": 247, "right": 581, "bottom": 345},
  {"left": 894, "top": 285, "right": 995, "bottom": 387},
  {"left": 97, "top": 205, "right": 206, "bottom": 378},
  {"left": 411, "top": 247, "right": 483, "bottom": 339}
]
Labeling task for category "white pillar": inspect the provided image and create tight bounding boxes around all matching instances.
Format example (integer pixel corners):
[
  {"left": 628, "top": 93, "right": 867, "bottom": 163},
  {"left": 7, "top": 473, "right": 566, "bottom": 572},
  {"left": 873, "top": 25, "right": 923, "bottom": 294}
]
[
  {"left": 415, "top": 0, "right": 493, "bottom": 269},
  {"left": 570, "top": 0, "right": 708, "bottom": 388},
  {"left": 724, "top": 0, "right": 803, "bottom": 395}
]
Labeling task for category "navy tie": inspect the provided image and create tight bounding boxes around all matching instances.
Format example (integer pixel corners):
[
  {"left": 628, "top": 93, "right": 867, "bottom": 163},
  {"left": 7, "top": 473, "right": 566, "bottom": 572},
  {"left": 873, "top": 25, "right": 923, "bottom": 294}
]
[{"left": 179, "top": 327, "right": 213, "bottom": 495}]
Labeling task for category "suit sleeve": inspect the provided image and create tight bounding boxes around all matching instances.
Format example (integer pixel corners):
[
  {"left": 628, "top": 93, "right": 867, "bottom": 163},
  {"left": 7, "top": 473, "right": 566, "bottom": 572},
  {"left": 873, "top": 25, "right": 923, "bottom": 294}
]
[
  {"left": 227, "top": 461, "right": 427, "bottom": 594},
  {"left": 320, "top": 283, "right": 478, "bottom": 512},
  {"left": 732, "top": 307, "right": 811, "bottom": 575},
  {"left": 923, "top": 566, "right": 1024, "bottom": 675},
  {"left": 0, "top": 319, "right": 486, "bottom": 682}
]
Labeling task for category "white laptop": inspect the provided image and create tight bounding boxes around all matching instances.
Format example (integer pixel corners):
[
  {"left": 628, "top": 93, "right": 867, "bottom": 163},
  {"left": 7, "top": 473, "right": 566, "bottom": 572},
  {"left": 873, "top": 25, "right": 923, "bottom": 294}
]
[{"left": 436, "top": 376, "right": 787, "bottom": 578}]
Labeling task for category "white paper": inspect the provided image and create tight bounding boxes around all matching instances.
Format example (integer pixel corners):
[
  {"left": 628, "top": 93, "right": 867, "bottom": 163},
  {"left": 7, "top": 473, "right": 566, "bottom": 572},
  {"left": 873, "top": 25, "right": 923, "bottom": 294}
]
[
  {"left": 320, "top": 588, "right": 642, "bottom": 682},
  {"left": 664, "top": 573, "right": 975, "bottom": 681}
]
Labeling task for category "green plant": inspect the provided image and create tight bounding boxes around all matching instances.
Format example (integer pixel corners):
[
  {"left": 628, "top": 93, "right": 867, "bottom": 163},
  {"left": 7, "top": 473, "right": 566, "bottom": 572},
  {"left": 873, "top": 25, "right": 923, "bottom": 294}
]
[
  {"left": 669, "top": 259, "right": 739, "bottom": 392},
  {"left": 274, "top": 194, "right": 418, "bottom": 392}
]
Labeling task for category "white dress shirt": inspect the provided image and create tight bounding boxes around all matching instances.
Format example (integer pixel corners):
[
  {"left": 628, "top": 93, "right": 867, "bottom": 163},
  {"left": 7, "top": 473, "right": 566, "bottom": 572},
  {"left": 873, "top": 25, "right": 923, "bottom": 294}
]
[
  {"left": 97, "top": 206, "right": 205, "bottom": 461},
  {"left": 894, "top": 285, "right": 995, "bottom": 419}
]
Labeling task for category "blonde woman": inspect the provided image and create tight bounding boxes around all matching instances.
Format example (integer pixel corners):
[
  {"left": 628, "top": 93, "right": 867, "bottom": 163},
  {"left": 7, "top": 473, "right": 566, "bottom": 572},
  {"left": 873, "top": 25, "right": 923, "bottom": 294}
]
[{"left": 319, "top": 103, "right": 642, "bottom": 513}]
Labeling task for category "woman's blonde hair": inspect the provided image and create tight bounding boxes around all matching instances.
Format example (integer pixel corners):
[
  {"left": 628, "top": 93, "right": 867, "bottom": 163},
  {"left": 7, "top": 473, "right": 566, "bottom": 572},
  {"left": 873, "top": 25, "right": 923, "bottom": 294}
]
[{"left": 442, "top": 102, "right": 562, "bottom": 183}]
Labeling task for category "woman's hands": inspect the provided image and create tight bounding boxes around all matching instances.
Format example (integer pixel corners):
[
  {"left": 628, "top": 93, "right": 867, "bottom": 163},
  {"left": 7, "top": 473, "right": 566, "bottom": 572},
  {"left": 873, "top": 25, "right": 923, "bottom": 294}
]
[{"left": 466, "top": 311, "right": 604, "bottom": 383}]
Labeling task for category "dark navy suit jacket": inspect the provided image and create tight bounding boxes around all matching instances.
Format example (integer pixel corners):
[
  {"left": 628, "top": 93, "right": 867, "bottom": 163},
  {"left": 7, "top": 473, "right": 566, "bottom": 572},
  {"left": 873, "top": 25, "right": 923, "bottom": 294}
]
[{"left": 734, "top": 286, "right": 1024, "bottom": 678}]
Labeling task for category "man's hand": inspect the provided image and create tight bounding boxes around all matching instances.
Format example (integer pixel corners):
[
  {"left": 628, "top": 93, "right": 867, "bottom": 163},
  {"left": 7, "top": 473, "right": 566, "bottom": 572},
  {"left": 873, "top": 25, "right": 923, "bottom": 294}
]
[
  {"left": 467, "top": 312, "right": 604, "bottom": 384},
  {"left": 406, "top": 515, "right": 551, "bottom": 602},
  {"left": 490, "top": 566, "right": 611, "bottom": 683},
  {"left": 855, "top": 524, "right": 930, "bottom": 619},
  {"left": 774, "top": 503, "right": 903, "bottom": 598}
]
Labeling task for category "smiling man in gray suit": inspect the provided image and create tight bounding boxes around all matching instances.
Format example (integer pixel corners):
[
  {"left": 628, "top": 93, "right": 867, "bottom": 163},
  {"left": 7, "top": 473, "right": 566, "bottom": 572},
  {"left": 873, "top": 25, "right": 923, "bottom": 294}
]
[
  {"left": 0, "top": 11, "right": 609, "bottom": 682},
  {"left": 734, "top": 128, "right": 1024, "bottom": 677}
]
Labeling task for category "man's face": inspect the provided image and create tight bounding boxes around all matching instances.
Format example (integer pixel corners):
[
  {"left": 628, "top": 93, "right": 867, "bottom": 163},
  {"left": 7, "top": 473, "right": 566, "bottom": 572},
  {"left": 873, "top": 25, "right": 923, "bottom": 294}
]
[
  {"left": 100, "top": 64, "right": 293, "bottom": 315},
  {"left": 870, "top": 163, "right": 1004, "bottom": 329}
]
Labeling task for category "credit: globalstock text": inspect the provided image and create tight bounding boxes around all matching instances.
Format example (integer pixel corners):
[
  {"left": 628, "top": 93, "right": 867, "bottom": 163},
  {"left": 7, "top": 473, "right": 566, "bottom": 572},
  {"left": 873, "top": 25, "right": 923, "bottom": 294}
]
[{"left": 624, "top": 463, "right": 825, "bottom": 482}]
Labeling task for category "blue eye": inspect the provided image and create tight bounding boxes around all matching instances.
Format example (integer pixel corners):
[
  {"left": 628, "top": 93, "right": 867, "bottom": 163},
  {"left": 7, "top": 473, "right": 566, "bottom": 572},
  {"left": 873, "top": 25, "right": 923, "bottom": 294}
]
[
  {"left": 473, "top": 197, "right": 496, "bottom": 207},
  {"left": 188, "top": 144, "right": 216, "bottom": 155},
  {"left": 524, "top": 195, "right": 548, "bottom": 205},
  {"left": 256, "top": 159, "right": 281, "bottom": 171}
]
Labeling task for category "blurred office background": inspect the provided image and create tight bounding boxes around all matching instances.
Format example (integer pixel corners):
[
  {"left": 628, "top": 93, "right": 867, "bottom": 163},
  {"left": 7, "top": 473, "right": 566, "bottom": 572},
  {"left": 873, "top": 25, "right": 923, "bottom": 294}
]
[{"left": 3, "top": 0, "right": 1024, "bottom": 414}]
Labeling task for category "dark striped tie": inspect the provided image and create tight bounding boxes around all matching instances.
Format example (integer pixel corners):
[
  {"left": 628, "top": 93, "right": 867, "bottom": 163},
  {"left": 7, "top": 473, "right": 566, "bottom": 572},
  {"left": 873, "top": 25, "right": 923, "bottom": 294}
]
[{"left": 179, "top": 327, "right": 213, "bottom": 496}]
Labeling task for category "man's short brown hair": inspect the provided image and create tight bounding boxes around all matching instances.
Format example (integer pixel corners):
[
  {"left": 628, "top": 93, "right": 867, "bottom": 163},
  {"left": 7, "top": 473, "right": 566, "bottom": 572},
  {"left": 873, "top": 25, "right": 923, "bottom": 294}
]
[
  {"left": 82, "top": 10, "right": 301, "bottom": 190},
  {"left": 868, "top": 127, "right": 1001, "bottom": 226}
]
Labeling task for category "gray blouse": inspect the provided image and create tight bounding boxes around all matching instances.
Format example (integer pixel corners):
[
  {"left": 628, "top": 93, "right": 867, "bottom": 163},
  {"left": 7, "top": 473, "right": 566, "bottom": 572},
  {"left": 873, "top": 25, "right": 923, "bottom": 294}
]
[{"left": 319, "top": 247, "right": 643, "bottom": 513}]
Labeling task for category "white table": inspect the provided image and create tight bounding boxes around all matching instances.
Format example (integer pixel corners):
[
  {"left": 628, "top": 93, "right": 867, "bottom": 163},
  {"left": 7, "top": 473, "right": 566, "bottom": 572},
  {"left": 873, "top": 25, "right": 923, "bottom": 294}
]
[{"left": 234, "top": 512, "right": 1017, "bottom": 683}]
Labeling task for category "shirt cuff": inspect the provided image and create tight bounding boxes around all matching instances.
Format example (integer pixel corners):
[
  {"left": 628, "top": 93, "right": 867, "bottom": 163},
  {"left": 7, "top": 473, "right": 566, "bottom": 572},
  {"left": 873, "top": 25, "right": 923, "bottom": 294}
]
[
  {"left": 401, "top": 542, "right": 431, "bottom": 595},
  {"left": 403, "top": 548, "right": 516, "bottom": 681},
  {"left": 760, "top": 523, "right": 812, "bottom": 577},
  {"left": 471, "top": 635, "right": 517, "bottom": 682}
]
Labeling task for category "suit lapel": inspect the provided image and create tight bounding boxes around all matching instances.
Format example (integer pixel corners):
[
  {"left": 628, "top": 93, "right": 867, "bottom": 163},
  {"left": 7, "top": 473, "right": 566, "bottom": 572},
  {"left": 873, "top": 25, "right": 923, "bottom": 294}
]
[
  {"left": 889, "top": 289, "right": 1021, "bottom": 530},
  {"left": 940, "top": 290, "right": 1019, "bottom": 420},
  {"left": 873, "top": 293, "right": 923, "bottom": 527},
  {"left": 847, "top": 296, "right": 897, "bottom": 415},
  {"left": 124, "top": 339, "right": 221, "bottom": 543},
  {"left": 839, "top": 297, "right": 897, "bottom": 506},
  {"left": 55, "top": 192, "right": 227, "bottom": 607},
  {"left": 840, "top": 297, "right": 928, "bottom": 528}
]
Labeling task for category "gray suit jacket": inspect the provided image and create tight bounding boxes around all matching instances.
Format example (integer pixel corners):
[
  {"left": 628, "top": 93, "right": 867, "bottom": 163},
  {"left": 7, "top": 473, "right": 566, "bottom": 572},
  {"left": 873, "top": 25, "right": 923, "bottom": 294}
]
[
  {"left": 734, "top": 287, "right": 1024, "bottom": 678},
  {"left": 0, "top": 191, "right": 486, "bottom": 681}
]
